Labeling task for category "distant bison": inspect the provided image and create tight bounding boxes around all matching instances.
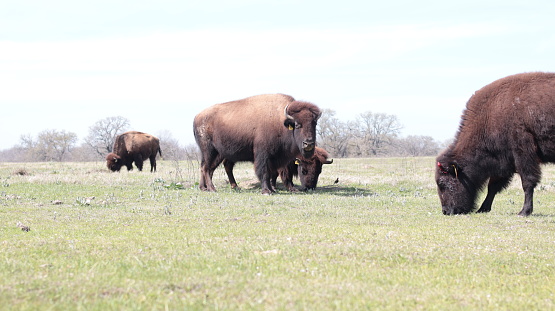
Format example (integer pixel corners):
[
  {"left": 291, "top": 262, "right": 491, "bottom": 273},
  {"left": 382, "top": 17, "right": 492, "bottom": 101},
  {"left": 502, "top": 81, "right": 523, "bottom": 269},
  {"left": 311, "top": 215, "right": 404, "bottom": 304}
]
[
  {"left": 224, "top": 146, "right": 333, "bottom": 191},
  {"left": 193, "top": 94, "right": 321, "bottom": 194},
  {"left": 436, "top": 72, "right": 555, "bottom": 216},
  {"left": 106, "top": 131, "right": 162, "bottom": 172}
]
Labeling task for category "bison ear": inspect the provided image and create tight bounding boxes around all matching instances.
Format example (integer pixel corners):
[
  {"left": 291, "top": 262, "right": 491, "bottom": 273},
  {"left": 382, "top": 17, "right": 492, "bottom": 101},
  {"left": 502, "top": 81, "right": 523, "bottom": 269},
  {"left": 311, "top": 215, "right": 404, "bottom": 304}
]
[
  {"left": 284, "top": 118, "right": 295, "bottom": 130},
  {"left": 437, "top": 161, "right": 449, "bottom": 174},
  {"left": 438, "top": 161, "right": 461, "bottom": 178}
]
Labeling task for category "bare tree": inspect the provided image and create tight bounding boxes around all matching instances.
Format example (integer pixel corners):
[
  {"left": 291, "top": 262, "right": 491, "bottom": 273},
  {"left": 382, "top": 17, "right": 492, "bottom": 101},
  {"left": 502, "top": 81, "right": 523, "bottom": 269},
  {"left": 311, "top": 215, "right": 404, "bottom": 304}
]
[
  {"left": 156, "top": 130, "right": 180, "bottom": 160},
  {"left": 0, "top": 146, "right": 28, "bottom": 162},
  {"left": 183, "top": 143, "right": 200, "bottom": 161},
  {"left": 393, "top": 135, "right": 440, "bottom": 156},
  {"left": 84, "top": 116, "right": 130, "bottom": 158},
  {"left": 19, "top": 129, "right": 78, "bottom": 161},
  {"left": 316, "top": 109, "right": 350, "bottom": 157},
  {"left": 351, "top": 111, "right": 402, "bottom": 156}
]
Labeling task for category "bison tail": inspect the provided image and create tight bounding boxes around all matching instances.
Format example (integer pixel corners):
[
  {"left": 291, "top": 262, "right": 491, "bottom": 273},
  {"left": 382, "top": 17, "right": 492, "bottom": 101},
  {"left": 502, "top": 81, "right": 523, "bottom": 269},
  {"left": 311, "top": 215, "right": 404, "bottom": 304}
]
[{"left": 158, "top": 147, "right": 163, "bottom": 159}]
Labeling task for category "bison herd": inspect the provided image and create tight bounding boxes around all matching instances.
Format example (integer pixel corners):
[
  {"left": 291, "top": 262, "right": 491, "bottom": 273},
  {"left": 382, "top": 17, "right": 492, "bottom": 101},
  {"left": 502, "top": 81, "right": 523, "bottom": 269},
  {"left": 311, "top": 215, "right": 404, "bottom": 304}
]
[{"left": 106, "top": 72, "right": 555, "bottom": 217}]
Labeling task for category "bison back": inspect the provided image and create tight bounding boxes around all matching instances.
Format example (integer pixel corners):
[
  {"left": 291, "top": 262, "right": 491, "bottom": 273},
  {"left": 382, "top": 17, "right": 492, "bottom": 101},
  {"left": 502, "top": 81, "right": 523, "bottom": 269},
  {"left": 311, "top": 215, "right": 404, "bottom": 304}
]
[{"left": 193, "top": 94, "right": 296, "bottom": 162}]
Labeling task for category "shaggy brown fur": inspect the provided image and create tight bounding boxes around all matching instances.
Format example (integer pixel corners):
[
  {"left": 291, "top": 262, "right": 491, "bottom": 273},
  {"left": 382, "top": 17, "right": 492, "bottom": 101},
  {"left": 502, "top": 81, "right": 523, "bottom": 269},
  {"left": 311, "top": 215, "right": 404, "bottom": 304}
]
[
  {"left": 278, "top": 146, "right": 333, "bottom": 191},
  {"left": 224, "top": 146, "right": 333, "bottom": 191},
  {"left": 436, "top": 72, "right": 555, "bottom": 216},
  {"left": 106, "top": 131, "right": 162, "bottom": 172},
  {"left": 193, "top": 94, "right": 321, "bottom": 194}
]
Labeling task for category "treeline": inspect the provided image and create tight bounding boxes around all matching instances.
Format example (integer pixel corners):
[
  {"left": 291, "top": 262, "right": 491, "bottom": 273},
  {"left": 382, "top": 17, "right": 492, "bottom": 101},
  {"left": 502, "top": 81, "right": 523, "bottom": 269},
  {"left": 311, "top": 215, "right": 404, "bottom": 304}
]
[
  {"left": 0, "top": 116, "right": 198, "bottom": 163},
  {"left": 317, "top": 109, "right": 446, "bottom": 157},
  {"left": 0, "top": 111, "right": 447, "bottom": 162}
]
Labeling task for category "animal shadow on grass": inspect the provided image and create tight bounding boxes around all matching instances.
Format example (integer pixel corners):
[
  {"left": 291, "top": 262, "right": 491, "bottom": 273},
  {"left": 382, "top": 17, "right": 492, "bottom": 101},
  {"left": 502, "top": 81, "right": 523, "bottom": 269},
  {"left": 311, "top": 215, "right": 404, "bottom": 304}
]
[
  {"left": 526, "top": 213, "right": 555, "bottom": 219},
  {"left": 315, "top": 185, "right": 376, "bottom": 197},
  {"left": 228, "top": 181, "right": 374, "bottom": 197}
]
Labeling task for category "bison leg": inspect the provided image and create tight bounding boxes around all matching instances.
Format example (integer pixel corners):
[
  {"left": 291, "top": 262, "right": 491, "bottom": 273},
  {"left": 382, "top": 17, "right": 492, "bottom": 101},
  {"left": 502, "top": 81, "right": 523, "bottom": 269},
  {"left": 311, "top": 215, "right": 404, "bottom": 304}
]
[
  {"left": 260, "top": 173, "right": 275, "bottom": 195},
  {"left": 518, "top": 176, "right": 538, "bottom": 217},
  {"left": 134, "top": 154, "right": 144, "bottom": 171},
  {"left": 254, "top": 161, "right": 276, "bottom": 195},
  {"left": 477, "top": 177, "right": 512, "bottom": 213},
  {"left": 278, "top": 166, "right": 297, "bottom": 192},
  {"left": 223, "top": 159, "right": 240, "bottom": 190},
  {"left": 149, "top": 155, "right": 157, "bottom": 172},
  {"left": 513, "top": 138, "right": 541, "bottom": 216},
  {"left": 270, "top": 171, "right": 278, "bottom": 189},
  {"left": 199, "top": 153, "right": 224, "bottom": 192}
]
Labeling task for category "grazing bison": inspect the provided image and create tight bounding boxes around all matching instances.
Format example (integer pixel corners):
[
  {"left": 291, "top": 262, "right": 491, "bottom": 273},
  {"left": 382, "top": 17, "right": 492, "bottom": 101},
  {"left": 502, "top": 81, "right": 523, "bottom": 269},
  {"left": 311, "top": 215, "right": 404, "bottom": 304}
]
[
  {"left": 193, "top": 94, "right": 321, "bottom": 194},
  {"left": 106, "top": 131, "right": 162, "bottom": 172},
  {"left": 436, "top": 72, "right": 555, "bottom": 216},
  {"left": 224, "top": 146, "right": 333, "bottom": 191},
  {"left": 277, "top": 146, "right": 333, "bottom": 191}
]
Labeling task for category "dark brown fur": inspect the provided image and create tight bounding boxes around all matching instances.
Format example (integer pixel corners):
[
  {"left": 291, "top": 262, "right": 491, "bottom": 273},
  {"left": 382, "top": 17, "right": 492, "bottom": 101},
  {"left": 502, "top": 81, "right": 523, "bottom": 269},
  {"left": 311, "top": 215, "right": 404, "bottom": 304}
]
[
  {"left": 436, "top": 72, "right": 555, "bottom": 216},
  {"left": 193, "top": 94, "right": 321, "bottom": 194},
  {"left": 224, "top": 146, "right": 332, "bottom": 191},
  {"left": 278, "top": 147, "right": 333, "bottom": 191},
  {"left": 106, "top": 131, "right": 162, "bottom": 172}
]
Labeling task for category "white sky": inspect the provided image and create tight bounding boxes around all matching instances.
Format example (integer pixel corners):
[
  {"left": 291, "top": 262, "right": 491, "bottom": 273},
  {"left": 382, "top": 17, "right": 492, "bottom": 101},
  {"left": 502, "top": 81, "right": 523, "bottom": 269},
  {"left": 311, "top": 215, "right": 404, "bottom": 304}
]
[{"left": 2, "top": 0, "right": 555, "bottom": 149}]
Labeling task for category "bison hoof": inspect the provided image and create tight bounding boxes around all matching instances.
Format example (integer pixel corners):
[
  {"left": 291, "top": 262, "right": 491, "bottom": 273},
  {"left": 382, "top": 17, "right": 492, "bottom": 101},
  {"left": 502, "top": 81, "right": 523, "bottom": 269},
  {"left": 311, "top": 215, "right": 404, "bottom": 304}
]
[{"left": 476, "top": 208, "right": 491, "bottom": 213}]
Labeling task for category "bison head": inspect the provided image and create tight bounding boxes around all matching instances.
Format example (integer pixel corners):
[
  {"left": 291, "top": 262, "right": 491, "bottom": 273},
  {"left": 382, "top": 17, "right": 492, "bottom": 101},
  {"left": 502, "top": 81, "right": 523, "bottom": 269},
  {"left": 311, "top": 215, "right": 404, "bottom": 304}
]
[
  {"left": 284, "top": 101, "right": 321, "bottom": 159},
  {"left": 435, "top": 154, "right": 477, "bottom": 215},
  {"left": 297, "top": 147, "right": 333, "bottom": 190},
  {"left": 106, "top": 153, "right": 123, "bottom": 172}
]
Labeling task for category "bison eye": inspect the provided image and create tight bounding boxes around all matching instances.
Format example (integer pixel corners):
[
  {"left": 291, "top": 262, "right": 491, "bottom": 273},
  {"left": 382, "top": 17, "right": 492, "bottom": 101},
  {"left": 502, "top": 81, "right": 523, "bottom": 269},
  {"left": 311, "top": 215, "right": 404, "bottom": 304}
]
[
  {"left": 302, "top": 169, "right": 308, "bottom": 175},
  {"left": 295, "top": 122, "right": 302, "bottom": 129}
]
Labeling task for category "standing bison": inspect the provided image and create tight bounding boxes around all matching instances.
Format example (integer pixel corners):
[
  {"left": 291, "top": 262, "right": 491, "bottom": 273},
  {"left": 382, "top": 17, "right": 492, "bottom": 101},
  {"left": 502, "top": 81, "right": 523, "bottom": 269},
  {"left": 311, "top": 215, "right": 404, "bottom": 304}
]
[
  {"left": 436, "top": 72, "right": 555, "bottom": 216},
  {"left": 106, "top": 131, "right": 162, "bottom": 172},
  {"left": 193, "top": 94, "right": 321, "bottom": 194},
  {"left": 224, "top": 146, "right": 333, "bottom": 191}
]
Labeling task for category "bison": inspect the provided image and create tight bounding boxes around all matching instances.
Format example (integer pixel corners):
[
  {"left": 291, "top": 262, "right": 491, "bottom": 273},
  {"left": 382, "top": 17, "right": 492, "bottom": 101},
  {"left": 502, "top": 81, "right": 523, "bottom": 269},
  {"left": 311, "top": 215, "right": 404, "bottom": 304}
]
[
  {"left": 223, "top": 146, "right": 333, "bottom": 191},
  {"left": 106, "top": 131, "right": 162, "bottom": 172},
  {"left": 193, "top": 94, "right": 322, "bottom": 194},
  {"left": 436, "top": 72, "right": 555, "bottom": 216}
]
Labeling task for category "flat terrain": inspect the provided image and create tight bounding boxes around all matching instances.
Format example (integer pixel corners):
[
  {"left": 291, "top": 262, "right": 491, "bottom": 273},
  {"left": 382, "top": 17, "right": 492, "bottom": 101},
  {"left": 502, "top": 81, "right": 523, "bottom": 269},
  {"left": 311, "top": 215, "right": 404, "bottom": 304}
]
[{"left": 1, "top": 158, "right": 554, "bottom": 310}]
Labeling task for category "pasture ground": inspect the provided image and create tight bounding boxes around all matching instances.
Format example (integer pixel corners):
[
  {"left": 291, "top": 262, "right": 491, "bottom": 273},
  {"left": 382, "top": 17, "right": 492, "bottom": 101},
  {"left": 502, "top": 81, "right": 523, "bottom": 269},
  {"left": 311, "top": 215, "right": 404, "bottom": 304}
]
[{"left": 1, "top": 157, "right": 555, "bottom": 310}]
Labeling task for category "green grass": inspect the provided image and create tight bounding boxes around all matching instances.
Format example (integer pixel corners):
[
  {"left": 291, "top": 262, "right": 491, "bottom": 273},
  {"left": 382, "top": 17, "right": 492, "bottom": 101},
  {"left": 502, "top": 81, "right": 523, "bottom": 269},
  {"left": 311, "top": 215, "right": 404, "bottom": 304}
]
[{"left": 1, "top": 158, "right": 555, "bottom": 310}]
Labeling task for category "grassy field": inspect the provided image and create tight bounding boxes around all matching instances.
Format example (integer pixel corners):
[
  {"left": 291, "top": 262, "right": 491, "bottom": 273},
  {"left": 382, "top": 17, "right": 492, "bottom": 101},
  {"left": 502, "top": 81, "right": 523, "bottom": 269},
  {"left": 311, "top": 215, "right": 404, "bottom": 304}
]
[{"left": 1, "top": 157, "right": 555, "bottom": 310}]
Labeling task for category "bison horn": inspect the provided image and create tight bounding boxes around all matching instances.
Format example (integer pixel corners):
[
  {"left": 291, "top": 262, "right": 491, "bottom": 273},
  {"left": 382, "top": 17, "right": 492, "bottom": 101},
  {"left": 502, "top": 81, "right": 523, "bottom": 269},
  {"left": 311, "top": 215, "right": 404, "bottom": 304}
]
[
  {"left": 324, "top": 159, "right": 333, "bottom": 164},
  {"left": 284, "top": 105, "right": 294, "bottom": 120},
  {"left": 315, "top": 110, "right": 322, "bottom": 121}
]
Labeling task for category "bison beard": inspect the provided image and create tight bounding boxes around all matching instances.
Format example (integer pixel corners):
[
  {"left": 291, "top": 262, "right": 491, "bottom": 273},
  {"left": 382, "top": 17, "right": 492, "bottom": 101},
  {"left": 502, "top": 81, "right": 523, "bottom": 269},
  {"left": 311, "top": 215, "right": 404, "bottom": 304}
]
[
  {"left": 193, "top": 94, "right": 322, "bottom": 194},
  {"left": 436, "top": 72, "right": 555, "bottom": 216}
]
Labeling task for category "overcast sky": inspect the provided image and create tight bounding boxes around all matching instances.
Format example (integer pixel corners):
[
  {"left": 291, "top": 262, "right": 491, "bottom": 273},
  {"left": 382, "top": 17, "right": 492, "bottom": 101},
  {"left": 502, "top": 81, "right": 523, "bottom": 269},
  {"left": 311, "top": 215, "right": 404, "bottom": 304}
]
[{"left": 2, "top": 0, "right": 555, "bottom": 150}]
